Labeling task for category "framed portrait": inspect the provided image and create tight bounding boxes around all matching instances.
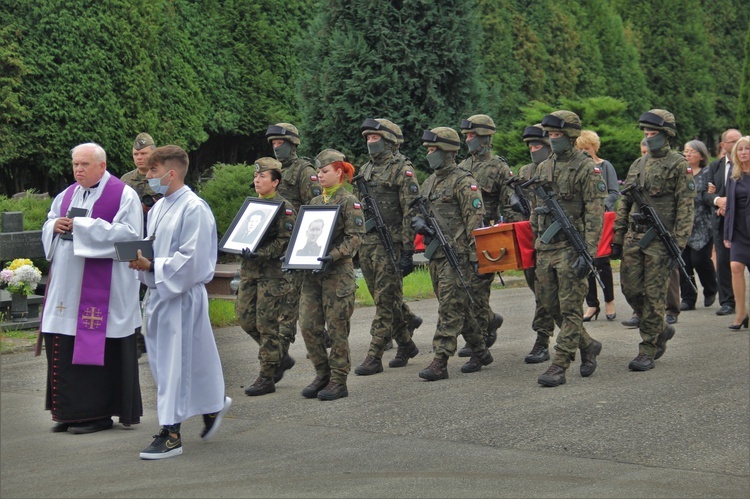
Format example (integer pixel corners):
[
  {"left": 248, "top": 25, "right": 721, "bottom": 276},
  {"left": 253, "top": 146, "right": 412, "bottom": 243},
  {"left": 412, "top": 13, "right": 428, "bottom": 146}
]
[
  {"left": 219, "top": 197, "right": 283, "bottom": 254},
  {"left": 282, "top": 205, "right": 341, "bottom": 270}
]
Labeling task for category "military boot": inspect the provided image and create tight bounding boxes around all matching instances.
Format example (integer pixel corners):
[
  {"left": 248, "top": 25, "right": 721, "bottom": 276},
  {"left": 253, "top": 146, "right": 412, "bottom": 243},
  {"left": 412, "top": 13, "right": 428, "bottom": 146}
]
[
  {"left": 389, "top": 340, "right": 419, "bottom": 368},
  {"left": 460, "top": 349, "right": 494, "bottom": 373},
  {"left": 273, "top": 353, "right": 296, "bottom": 383},
  {"left": 485, "top": 313, "right": 503, "bottom": 349},
  {"left": 654, "top": 324, "right": 675, "bottom": 360},
  {"left": 418, "top": 357, "right": 449, "bottom": 381},
  {"left": 538, "top": 364, "right": 566, "bottom": 387},
  {"left": 628, "top": 353, "right": 655, "bottom": 371},
  {"left": 383, "top": 339, "right": 394, "bottom": 351},
  {"left": 579, "top": 339, "right": 602, "bottom": 377},
  {"left": 408, "top": 316, "right": 423, "bottom": 334},
  {"left": 457, "top": 343, "right": 472, "bottom": 357},
  {"left": 524, "top": 339, "right": 550, "bottom": 364},
  {"left": 301, "top": 375, "right": 330, "bottom": 399},
  {"left": 244, "top": 376, "right": 275, "bottom": 396},
  {"left": 317, "top": 381, "right": 348, "bottom": 401},
  {"left": 354, "top": 355, "right": 383, "bottom": 376}
]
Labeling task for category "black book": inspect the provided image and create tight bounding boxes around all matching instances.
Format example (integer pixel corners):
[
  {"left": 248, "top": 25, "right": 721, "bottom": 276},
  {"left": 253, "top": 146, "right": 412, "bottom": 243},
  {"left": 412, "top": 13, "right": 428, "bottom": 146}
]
[
  {"left": 59, "top": 207, "right": 88, "bottom": 240},
  {"left": 114, "top": 239, "right": 154, "bottom": 262}
]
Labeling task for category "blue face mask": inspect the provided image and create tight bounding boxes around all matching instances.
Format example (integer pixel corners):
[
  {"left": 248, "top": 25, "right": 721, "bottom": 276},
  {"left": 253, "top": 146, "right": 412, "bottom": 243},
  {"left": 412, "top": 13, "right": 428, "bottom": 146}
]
[{"left": 147, "top": 171, "right": 171, "bottom": 196}]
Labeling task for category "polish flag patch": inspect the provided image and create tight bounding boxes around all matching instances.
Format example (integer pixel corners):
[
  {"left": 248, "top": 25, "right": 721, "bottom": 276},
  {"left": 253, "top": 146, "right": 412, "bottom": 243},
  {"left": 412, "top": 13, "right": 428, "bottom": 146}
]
[
  {"left": 311, "top": 175, "right": 318, "bottom": 181},
  {"left": 686, "top": 166, "right": 693, "bottom": 174},
  {"left": 406, "top": 170, "right": 413, "bottom": 177},
  {"left": 593, "top": 166, "right": 601, "bottom": 174},
  {"left": 354, "top": 202, "right": 361, "bottom": 210},
  {"left": 470, "top": 185, "right": 478, "bottom": 191},
  {"left": 509, "top": 171, "right": 514, "bottom": 177},
  {"left": 285, "top": 209, "right": 293, "bottom": 216}
]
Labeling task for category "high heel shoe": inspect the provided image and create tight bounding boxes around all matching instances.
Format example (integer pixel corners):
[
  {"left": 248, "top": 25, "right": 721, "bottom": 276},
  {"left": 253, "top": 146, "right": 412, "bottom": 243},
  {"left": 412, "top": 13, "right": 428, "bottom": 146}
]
[
  {"left": 605, "top": 301, "right": 616, "bottom": 321},
  {"left": 583, "top": 306, "right": 600, "bottom": 322},
  {"left": 728, "top": 315, "right": 749, "bottom": 330}
]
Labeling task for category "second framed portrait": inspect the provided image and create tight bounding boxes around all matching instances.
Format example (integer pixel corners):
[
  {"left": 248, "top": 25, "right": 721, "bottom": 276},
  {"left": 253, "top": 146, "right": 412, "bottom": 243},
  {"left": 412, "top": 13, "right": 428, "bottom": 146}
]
[
  {"left": 219, "top": 197, "right": 283, "bottom": 254},
  {"left": 282, "top": 205, "right": 341, "bottom": 270}
]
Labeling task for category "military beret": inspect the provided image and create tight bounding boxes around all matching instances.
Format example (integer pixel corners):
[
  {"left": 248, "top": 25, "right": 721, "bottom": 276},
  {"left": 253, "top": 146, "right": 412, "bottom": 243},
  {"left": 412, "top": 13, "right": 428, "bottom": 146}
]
[{"left": 133, "top": 132, "right": 155, "bottom": 150}]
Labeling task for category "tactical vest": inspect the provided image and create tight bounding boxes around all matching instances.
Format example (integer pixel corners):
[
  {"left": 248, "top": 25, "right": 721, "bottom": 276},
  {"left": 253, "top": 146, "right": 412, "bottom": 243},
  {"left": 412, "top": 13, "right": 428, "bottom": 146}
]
[
  {"left": 627, "top": 151, "right": 685, "bottom": 233},
  {"left": 278, "top": 156, "right": 313, "bottom": 211},
  {"left": 422, "top": 167, "right": 473, "bottom": 256},
  {"left": 535, "top": 152, "right": 590, "bottom": 245},
  {"left": 460, "top": 154, "right": 509, "bottom": 225},
  {"left": 360, "top": 153, "right": 406, "bottom": 232}
]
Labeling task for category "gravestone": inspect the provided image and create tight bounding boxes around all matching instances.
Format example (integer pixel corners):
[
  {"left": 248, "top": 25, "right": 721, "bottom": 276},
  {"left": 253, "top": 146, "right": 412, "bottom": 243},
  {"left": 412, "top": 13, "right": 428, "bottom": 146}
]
[{"left": 1, "top": 212, "right": 44, "bottom": 331}]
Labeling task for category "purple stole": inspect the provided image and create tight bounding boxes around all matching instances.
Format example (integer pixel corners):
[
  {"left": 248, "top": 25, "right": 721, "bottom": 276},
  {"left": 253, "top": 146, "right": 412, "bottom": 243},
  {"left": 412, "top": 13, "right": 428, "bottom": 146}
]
[{"left": 59, "top": 175, "right": 126, "bottom": 366}]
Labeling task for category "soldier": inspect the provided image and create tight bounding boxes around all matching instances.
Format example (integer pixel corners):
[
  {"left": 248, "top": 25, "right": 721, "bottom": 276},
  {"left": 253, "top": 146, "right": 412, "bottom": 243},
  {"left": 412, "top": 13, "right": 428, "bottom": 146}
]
[
  {"left": 455, "top": 114, "right": 507, "bottom": 358},
  {"left": 353, "top": 118, "right": 423, "bottom": 376},
  {"left": 515, "top": 124, "right": 557, "bottom": 364},
  {"left": 264, "top": 123, "right": 323, "bottom": 375},
  {"left": 298, "top": 149, "right": 364, "bottom": 400},
  {"left": 611, "top": 109, "right": 695, "bottom": 371},
  {"left": 235, "top": 158, "right": 296, "bottom": 396},
  {"left": 412, "top": 127, "right": 491, "bottom": 381},
  {"left": 532, "top": 111, "right": 605, "bottom": 387}
]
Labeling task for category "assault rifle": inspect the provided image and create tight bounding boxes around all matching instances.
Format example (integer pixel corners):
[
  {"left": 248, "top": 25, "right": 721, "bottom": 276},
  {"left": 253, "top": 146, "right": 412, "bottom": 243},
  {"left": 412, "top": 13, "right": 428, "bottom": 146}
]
[
  {"left": 620, "top": 184, "right": 697, "bottom": 293},
  {"left": 507, "top": 176, "right": 532, "bottom": 218},
  {"left": 352, "top": 174, "right": 400, "bottom": 273},
  {"left": 409, "top": 195, "right": 475, "bottom": 305},
  {"left": 529, "top": 178, "right": 605, "bottom": 289}
]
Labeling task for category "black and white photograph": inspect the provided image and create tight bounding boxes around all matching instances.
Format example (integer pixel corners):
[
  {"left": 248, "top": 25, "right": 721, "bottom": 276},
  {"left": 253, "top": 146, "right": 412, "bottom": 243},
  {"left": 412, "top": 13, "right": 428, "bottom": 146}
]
[
  {"left": 219, "top": 197, "right": 282, "bottom": 254},
  {"left": 283, "top": 205, "right": 340, "bottom": 270}
]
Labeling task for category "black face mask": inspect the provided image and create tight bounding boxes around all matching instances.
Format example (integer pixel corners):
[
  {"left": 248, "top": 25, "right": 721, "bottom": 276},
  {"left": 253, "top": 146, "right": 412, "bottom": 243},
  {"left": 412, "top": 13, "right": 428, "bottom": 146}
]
[
  {"left": 645, "top": 131, "right": 667, "bottom": 152},
  {"left": 530, "top": 145, "right": 551, "bottom": 165},
  {"left": 273, "top": 141, "right": 293, "bottom": 161},
  {"left": 367, "top": 138, "right": 385, "bottom": 156},
  {"left": 550, "top": 135, "right": 571, "bottom": 155},
  {"left": 426, "top": 150, "right": 447, "bottom": 170}
]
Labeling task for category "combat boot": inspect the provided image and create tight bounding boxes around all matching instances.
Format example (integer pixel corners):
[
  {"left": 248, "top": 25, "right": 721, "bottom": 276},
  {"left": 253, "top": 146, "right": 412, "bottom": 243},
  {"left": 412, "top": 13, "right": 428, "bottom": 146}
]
[
  {"left": 538, "top": 364, "right": 566, "bottom": 387},
  {"left": 654, "top": 324, "right": 675, "bottom": 360},
  {"left": 408, "top": 316, "right": 423, "bottom": 334},
  {"left": 354, "top": 355, "right": 383, "bottom": 376},
  {"left": 301, "top": 374, "right": 330, "bottom": 399},
  {"left": 317, "top": 381, "right": 348, "bottom": 401},
  {"left": 579, "top": 339, "right": 602, "bottom": 377},
  {"left": 384, "top": 339, "right": 394, "bottom": 351},
  {"left": 457, "top": 343, "right": 472, "bottom": 357},
  {"left": 524, "top": 339, "right": 550, "bottom": 364},
  {"left": 389, "top": 340, "right": 419, "bottom": 368},
  {"left": 461, "top": 349, "right": 494, "bottom": 373},
  {"left": 273, "top": 353, "right": 296, "bottom": 383},
  {"left": 485, "top": 313, "right": 503, "bottom": 349},
  {"left": 419, "top": 357, "right": 449, "bottom": 381},
  {"left": 628, "top": 353, "right": 655, "bottom": 371},
  {"left": 244, "top": 376, "right": 275, "bottom": 396}
]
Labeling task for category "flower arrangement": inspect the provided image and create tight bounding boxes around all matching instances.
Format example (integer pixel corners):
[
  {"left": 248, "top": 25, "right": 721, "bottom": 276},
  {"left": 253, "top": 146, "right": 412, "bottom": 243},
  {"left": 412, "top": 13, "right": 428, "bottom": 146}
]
[{"left": 1, "top": 258, "right": 42, "bottom": 296}]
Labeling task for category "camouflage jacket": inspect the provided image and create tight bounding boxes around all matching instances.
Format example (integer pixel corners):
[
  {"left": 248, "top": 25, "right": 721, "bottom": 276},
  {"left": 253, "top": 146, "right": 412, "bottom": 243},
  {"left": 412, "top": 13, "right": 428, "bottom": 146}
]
[
  {"left": 354, "top": 151, "right": 420, "bottom": 250},
  {"left": 309, "top": 185, "right": 364, "bottom": 274},
  {"left": 458, "top": 151, "right": 513, "bottom": 225},
  {"left": 614, "top": 145, "right": 695, "bottom": 249},
  {"left": 240, "top": 192, "right": 296, "bottom": 280},
  {"left": 278, "top": 155, "right": 321, "bottom": 212},
  {"left": 420, "top": 163, "right": 484, "bottom": 261},
  {"left": 529, "top": 148, "right": 605, "bottom": 255},
  {"left": 121, "top": 169, "right": 157, "bottom": 201}
]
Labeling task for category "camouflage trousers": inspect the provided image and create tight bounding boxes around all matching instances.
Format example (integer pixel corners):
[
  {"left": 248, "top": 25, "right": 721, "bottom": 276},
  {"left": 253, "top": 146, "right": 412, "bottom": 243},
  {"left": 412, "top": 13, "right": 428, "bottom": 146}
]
[
  {"left": 462, "top": 270, "right": 495, "bottom": 338},
  {"left": 299, "top": 268, "right": 356, "bottom": 384},
  {"left": 236, "top": 275, "right": 294, "bottom": 378},
  {"left": 535, "top": 247, "right": 594, "bottom": 368},
  {"left": 278, "top": 272, "right": 303, "bottom": 354},
  {"left": 620, "top": 240, "right": 672, "bottom": 357},
  {"left": 360, "top": 242, "right": 414, "bottom": 358},
  {"left": 428, "top": 256, "right": 484, "bottom": 359},
  {"left": 523, "top": 267, "right": 556, "bottom": 342}
]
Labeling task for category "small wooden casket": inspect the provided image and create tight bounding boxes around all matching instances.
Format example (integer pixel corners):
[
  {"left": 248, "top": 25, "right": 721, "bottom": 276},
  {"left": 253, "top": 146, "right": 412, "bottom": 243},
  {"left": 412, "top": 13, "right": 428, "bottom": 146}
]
[{"left": 472, "top": 223, "right": 524, "bottom": 273}]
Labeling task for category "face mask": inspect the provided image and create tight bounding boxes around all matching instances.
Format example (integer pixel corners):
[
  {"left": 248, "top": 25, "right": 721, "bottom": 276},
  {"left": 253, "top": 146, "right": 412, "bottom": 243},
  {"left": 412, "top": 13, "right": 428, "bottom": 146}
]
[
  {"left": 645, "top": 131, "right": 667, "bottom": 152},
  {"left": 550, "top": 135, "right": 571, "bottom": 155},
  {"left": 148, "top": 171, "right": 171, "bottom": 196},
  {"left": 367, "top": 138, "right": 385, "bottom": 156},
  {"left": 426, "top": 150, "right": 445, "bottom": 170},
  {"left": 530, "top": 145, "right": 551, "bottom": 165},
  {"left": 273, "top": 141, "right": 293, "bottom": 161},
  {"left": 466, "top": 136, "right": 484, "bottom": 154}
]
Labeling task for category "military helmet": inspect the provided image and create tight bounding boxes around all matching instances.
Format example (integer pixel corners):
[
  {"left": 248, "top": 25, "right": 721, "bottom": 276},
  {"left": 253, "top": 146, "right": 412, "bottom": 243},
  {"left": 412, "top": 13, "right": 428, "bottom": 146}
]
[
  {"left": 265, "top": 123, "right": 300, "bottom": 145},
  {"left": 421, "top": 127, "right": 461, "bottom": 152},
  {"left": 541, "top": 110, "right": 582, "bottom": 138},
  {"left": 254, "top": 157, "right": 282, "bottom": 174},
  {"left": 460, "top": 114, "right": 496, "bottom": 137},
  {"left": 361, "top": 118, "right": 404, "bottom": 145},
  {"left": 639, "top": 109, "right": 676, "bottom": 137},
  {"left": 314, "top": 148, "right": 346, "bottom": 169},
  {"left": 522, "top": 123, "right": 549, "bottom": 145}
]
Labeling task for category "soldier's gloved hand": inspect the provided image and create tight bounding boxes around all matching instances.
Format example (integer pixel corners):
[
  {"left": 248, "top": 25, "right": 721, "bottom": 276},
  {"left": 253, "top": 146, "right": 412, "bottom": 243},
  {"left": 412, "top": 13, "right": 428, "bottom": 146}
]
[
  {"left": 472, "top": 261, "right": 480, "bottom": 277},
  {"left": 411, "top": 216, "right": 434, "bottom": 237},
  {"left": 400, "top": 250, "right": 414, "bottom": 277},
  {"left": 610, "top": 243, "right": 623, "bottom": 260},
  {"left": 572, "top": 255, "right": 590, "bottom": 279},
  {"left": 314, "top": 254, "right": 334, "bottom": 274},
  {"left": 509, "top": 193, "right": 524, "bottom": 214},
  {"left": 241, "top": 248, "right": 258, "bottom": 260}
]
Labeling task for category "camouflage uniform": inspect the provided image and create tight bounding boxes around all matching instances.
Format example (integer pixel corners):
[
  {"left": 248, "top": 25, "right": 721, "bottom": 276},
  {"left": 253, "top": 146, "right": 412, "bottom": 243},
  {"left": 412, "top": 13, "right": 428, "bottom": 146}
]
[
  {"left": 531, "top": 111, "right": 605, "bottom": 385},
  {"left": 353, "top": 119, "right": 421, "bottom": 370},
  {"left": 614, "top": 109, "right": 695, "bottom": 368},
  {"left": 121, "top": 169, "right": 157, "bottom": 203},
  {"left": 299, "top": 151, "right": 364, "bottom": 389},
  {"left": 265, "top": 123, "right": 322, "bottom": 356},
  {"left": 415, "top": 127, "right": 489, "bottom": 381},
  {"left": 235, "top": 186, "right": 296, "bottom": 380}
]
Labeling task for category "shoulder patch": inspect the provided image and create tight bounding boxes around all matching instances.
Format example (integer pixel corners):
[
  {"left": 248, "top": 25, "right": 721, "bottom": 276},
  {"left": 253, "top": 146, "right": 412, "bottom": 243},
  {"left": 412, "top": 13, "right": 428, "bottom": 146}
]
[
  {"left": 406, "top": 170, "right": 413, "bottom": 177},
  {"left": 410, "top": 184, "right": 419, "bottom": 194},
  {"left": 285, "top": 222, "right": 293, "bottom": 231},
  {"left": 597, "top": 180, "right": 606, "bottom": 192},
  {"left": 593, "top": 166, "right": 601, "bottom": 174},
  {"left": 472, "top": 198, "right": 483, "bottom": 209},
  {"left": 509, "top": 170, "right": 514, "bottom": 177},
  {"left": 285, "top": 208, "right": 293, "bottom": 216},
  {"left": 312, "top": 187, "right": 321, "bottom": 196},
  {"left": 686, "top": 166, "right": 693, "bottom": 174},
  {"left": 687, "top": 180, "right": 695, "bottom": 191},
  {"left": 355, "top": 216, "right": 363, "bottom": 226},
  {"left": 353, "top": 202, "right": 361, "bottom": 210},
  {"left": 310, "top": 175, "right": 318, "bottom": 181},
  {"left": 470, "top": 184, "right": 478, "bottom": 191}
]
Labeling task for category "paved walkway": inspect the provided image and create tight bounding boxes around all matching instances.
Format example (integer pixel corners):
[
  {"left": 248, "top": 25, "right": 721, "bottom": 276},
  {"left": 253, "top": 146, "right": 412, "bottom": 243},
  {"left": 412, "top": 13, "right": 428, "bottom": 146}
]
[{"left": 1, "top": 281, "right": 748, "bottom": 498}]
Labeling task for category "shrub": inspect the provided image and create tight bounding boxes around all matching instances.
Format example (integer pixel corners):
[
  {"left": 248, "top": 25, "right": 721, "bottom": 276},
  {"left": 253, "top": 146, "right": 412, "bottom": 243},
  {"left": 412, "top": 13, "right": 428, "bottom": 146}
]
[
  {"left": 197, "top": 163, "right": 256, "bottom": 240},
  {"left": 0, "top": 192, "right": 53, "bottom": 231}
]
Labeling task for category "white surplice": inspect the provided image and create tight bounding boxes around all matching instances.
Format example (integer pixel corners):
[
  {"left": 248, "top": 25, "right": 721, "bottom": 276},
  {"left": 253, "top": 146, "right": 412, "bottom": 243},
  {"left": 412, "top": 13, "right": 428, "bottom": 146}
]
[
  {"left": 138, "top": 185, "right": 225, "bottom": 425},
  {"left": 41, "top": 171, "right": 143, "bottom": 337}
]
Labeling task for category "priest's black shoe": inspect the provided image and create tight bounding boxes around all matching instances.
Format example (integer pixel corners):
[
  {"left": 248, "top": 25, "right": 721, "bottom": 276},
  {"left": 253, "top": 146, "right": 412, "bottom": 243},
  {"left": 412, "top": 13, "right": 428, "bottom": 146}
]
[
  {"left": 579, "top": 339, "right": 602, "bottom": 377},
  {"left": 389, "top": 340, "right": 419, "bottom": 368},
  {"left": 317, "top": 382, "right": 348, "bottom": 401},
  {"left": 68, "top": 418, "right": 113, "bottom": 434},
  {"left": 354, "top": 355, "right": 383, "bottom": 375},
  {"left": 302, "top": 375, "right": 330, "bottom": 399},
  {"left": 679, "top": 301, "right": 695, "bottom": 311},
  {"left": 716, "top": 305, "right": 735, "bottom": 316},
  {"left": 704, "top": 293, "right": 716, "bottom": 307},
  {"left": 460, "top": 349, "right": 493, "bottom": 373},
  {"left": 51, "top": 422, "right": 72, "bottom": 433},
  {"left": 654, "top": 324, "right": 675, "bottom": 360},
  {"left": 245, "top": 375, "right": 275, "bottom": 396},
  {"left": 538, "top": 364, "right": 566, "bottom": 387},
  {"left": 524, "top": 340, "right": 550, "bottom": 364},
  {"left": 628, "top": 353, "right": 655, "bottom": 371},
  {"left": 273, "top": 354, "right": 296, "bottom": 383},
  {"left": 419, "top": 357, "right": 449, "bottom": 381}
]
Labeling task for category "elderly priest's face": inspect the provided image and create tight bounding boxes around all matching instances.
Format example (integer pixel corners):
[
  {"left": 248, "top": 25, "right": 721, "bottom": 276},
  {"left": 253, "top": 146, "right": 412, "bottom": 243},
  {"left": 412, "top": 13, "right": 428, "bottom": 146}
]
[{"left": 72, "top": 145, "right": 106, "bottom": 189}]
